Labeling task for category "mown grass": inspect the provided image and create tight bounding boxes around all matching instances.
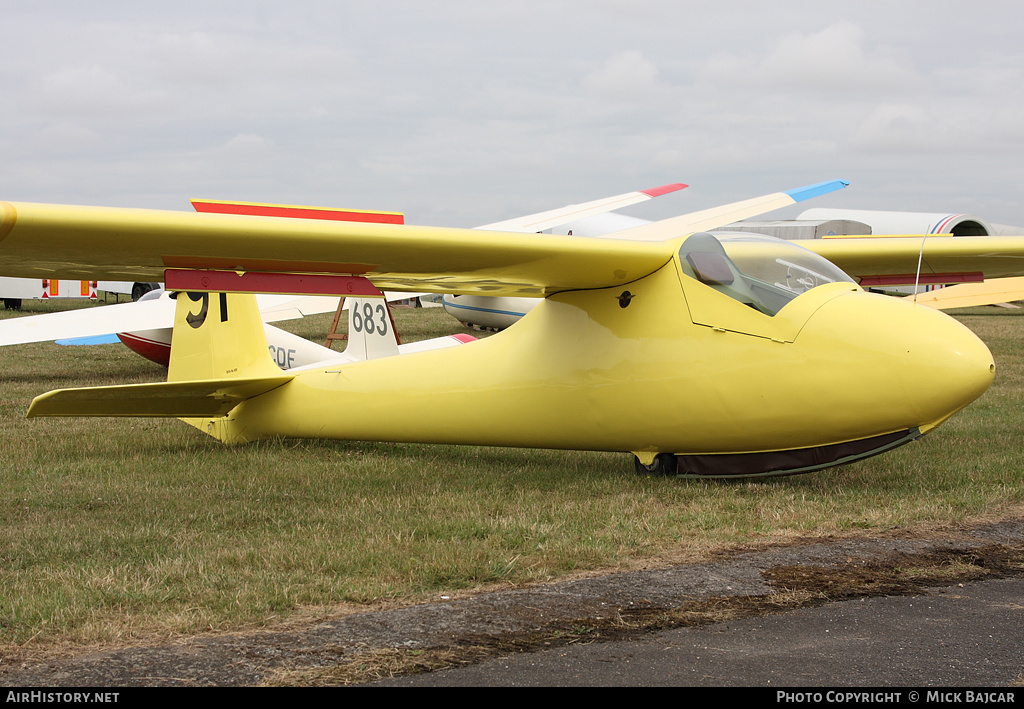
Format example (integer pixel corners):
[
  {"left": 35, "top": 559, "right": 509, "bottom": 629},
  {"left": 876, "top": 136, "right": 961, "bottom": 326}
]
[{"left": 0, "top": 299, "right": 1022, "bottom": 650}]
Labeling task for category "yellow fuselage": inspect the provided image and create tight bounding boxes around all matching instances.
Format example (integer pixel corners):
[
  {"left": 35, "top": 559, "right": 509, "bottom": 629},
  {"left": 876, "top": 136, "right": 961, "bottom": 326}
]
[{"left": 209, "top": 259, "right": 994, "bottom": 466}]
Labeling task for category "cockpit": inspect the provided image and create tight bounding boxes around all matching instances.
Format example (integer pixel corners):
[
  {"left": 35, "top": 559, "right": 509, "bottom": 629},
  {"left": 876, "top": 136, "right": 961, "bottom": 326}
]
[{"left": 678, "top": 232, "right": 856, "bottom": 317}]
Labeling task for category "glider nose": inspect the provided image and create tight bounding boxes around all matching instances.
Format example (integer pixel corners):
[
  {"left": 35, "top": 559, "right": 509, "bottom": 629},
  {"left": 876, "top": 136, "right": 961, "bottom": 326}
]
[
  {"left": 803, "top": 291, "right": 994, "bottom": 434},
  {"left": 908, "top": 306, "right": 995, "bottom": 429}
]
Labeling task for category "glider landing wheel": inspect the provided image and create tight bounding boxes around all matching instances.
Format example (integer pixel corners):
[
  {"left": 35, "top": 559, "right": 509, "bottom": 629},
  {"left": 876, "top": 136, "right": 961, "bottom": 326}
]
[{"left": 634, "top": 453, "right": 678, "bottom": 477}]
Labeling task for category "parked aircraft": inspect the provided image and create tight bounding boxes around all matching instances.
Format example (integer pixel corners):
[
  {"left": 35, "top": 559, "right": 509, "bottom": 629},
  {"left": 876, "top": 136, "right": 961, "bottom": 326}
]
[
  {"left": 0, "top": 287, "right": 457, "bottom": 367},
  {"left": 1, "top": 179, "right": 1018, "bottom": 477},
  {"left": 0, "top": 288, "right": 336, "bottom": 361},
  {"left": 0, "top": 287, "right": 473, "bottom": 369},
  {"left": 109, "top": 292, "right": 476, "bottom": 368},
  {"left": 443, "top": 212, "right": 646, "bottom": 329}
]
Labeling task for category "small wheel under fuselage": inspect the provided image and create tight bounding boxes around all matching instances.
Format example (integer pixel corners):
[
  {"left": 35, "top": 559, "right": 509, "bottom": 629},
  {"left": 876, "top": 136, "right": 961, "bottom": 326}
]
[{"left": 633, "top": 452, "right": 678, "bottom": 477}]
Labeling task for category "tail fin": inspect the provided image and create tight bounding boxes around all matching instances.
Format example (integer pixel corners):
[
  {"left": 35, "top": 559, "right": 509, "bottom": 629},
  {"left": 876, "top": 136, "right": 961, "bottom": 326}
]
[
  {"left": 168, "top": 291, "right": 283, "bottom": 381},
  {"left": 343, "top": 297, "right": 400, "bottom": 361},
  {"left": 27, "top": 291, "right": 292, "bottom": 423}
]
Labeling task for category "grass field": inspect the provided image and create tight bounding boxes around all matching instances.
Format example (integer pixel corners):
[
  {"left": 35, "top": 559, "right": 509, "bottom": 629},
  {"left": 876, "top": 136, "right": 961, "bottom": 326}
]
[{"left": 1, "top": 297, "right": 1022, "bottom": 652}]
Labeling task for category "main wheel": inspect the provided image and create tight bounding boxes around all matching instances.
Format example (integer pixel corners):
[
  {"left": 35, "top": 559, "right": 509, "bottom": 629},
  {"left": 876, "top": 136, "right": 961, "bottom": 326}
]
[{"left": 633, "top": 452, "right": 678, "bottom": 477}]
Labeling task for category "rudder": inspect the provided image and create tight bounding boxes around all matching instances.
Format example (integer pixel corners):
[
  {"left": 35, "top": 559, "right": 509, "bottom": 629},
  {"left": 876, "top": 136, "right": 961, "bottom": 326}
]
[{"left": 344, "top": 296, "right": 400, "bottom": 361}]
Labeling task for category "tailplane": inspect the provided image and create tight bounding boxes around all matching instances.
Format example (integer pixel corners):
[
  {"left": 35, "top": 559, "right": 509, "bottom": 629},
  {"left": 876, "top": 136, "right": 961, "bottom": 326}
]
[{"left": 27, "top": 292, "right": 292, "bottom": 424}]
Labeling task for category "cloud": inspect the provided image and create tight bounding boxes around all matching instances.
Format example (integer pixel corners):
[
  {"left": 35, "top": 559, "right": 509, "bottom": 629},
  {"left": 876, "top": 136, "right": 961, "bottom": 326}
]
[
  {"left": 582, "top": 51, "right": 662, "bottom": 101},
  {"left": 33, "top": 64, "right": 167, "bottom": 117},
  {"left": 847, "top": 102, "right": 1024, "bottom": 156},
  {"left": 759, "top": 22, "right": 915, "bottom": 91},
  {"left": 3, "top": 3, "right": 1024, "bottom": 225},
  {"left": 697, "top": 21, "right": 917, "bottom": 94},
  {"left": 220, "top": 133, "right": 276, "bottom": 156}
]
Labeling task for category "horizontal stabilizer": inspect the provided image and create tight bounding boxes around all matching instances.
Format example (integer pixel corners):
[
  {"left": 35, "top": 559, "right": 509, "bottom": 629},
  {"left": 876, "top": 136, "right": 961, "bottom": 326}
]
[{"left": 27, "top": 376, "right": 292, "bottom": 419}]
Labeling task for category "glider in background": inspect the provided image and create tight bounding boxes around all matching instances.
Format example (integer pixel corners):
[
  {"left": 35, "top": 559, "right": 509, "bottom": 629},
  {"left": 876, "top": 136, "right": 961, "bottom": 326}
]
[
  {"left": 0, "top": 179, "right": 1017, "bottom": 477},
  {"left": 0, "top": 288, "right": 471, "bottom": 369},
  {"left": 444, "top": 202, "right": 1024, "bottom": 330},
  {"left": 903, "top": 278, "right": 1024, "bottom": 310},
  {"left": 443, "top": 181, "right": 857, "bottom": 330}
]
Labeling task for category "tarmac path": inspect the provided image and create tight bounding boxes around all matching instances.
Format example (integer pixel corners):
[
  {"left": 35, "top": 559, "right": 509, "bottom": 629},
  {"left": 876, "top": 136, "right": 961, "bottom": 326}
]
[
  {"left": 2, "top": 517, "right": 1023, "bottom": 687},
  {"left": 374, "top": 575, "right": 1024, "bottom": 686}
]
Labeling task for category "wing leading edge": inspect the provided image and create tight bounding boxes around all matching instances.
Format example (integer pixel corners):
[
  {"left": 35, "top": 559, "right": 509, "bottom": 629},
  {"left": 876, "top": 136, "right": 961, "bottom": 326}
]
[
  {"left": 0, "top": 201, "right": 672, "bottom": 297},
  {"left": 7, "top": 182, "right": 1024, "bottom": 297},
  {"left": 0, "top": 182, "right": 836, "bottom": 296}
]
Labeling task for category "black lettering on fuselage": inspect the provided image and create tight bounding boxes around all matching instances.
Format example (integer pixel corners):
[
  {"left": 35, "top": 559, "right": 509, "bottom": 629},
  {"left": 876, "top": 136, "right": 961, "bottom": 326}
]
[{"left": 268, "top": 345, "right": 296, "bottom": 369}]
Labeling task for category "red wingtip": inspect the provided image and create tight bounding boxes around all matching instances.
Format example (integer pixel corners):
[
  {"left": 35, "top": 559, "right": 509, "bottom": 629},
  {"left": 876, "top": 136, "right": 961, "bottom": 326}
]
[{"left": 640, "top": 183, "right": 688, "bottom": 198}]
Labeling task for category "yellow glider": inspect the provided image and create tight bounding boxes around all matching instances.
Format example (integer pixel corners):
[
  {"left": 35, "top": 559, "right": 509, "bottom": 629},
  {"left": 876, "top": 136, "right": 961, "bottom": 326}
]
[{"left": 0, "top": 181, "right": 1014, "bottom": 477}]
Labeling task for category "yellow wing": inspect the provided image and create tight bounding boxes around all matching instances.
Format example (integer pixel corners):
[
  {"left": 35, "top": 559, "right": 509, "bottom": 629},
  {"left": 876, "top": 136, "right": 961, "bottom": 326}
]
[
  {"left": 0, "top": 201, "right": 671, "bottom": 297},
  {"left": 0, "top": 182, "right": 845, "bottom": 294},
  {"left": 6, "top": 196, "right": 1024, "bottom": 296},
  {"left": 802, "top": 235, "right": 1024, "bottom": 285}
]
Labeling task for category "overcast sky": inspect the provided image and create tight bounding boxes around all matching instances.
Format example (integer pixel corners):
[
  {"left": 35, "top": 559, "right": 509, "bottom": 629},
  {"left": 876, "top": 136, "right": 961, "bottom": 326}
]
[{"left": 2, "top": 1, "right": 1023, "bottom": 228}]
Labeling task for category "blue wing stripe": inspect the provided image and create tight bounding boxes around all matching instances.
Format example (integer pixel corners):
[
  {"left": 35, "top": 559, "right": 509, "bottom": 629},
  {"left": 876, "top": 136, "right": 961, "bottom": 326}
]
[{"left": 783, "top": 180, "right": 849, "bottom": 203}]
